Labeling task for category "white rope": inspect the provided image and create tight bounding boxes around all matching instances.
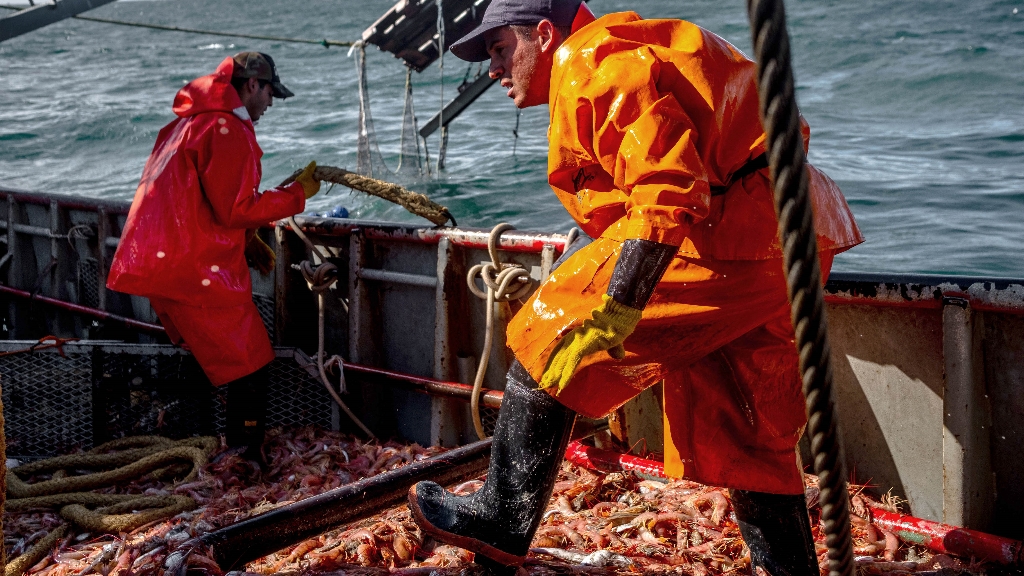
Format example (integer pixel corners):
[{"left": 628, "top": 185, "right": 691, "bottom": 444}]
[
  {"left": 286, "top": 217, "right": 375, "bottom": 439},
  {"left": 465, "top": 223, "right": 535, "bottom": 439}
]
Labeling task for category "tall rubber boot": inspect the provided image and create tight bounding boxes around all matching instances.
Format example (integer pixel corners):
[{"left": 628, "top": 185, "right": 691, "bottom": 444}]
[
  {"left": 225, "top": 364, "right": 269, "bottom": 464},
  {"left": 731, "top": 489, "right": 819, "bottom": 576},
  {"left": 408, "top": 362, "right": 576, "bottom": 568}
]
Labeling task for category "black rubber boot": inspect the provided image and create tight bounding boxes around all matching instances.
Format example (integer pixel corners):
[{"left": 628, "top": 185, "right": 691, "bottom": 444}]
[
  {"left": 408, "top": 362, "right": 576, "bottom": 567},
  {"left": 224, "top": 365, "right": 269, "bottom": 464},
  {"left": 731, "top": 489, "right": 819, "bottom": 576}
]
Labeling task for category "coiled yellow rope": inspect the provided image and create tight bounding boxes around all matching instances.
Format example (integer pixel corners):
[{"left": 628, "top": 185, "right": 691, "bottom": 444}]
[{"left": 3, "top": 436, "right": 218, "bottom": 576}]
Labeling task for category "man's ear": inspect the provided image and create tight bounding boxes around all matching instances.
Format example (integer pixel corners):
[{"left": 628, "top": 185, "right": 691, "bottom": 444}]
[
  {"left": 537, "top": 19, "right": 558, "bottom": 53},
  {"left": 246, "top": 77, "right": 261, "bottom": 94}
]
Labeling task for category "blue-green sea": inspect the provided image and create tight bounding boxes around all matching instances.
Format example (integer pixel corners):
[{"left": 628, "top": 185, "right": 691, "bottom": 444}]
[{"left": 1, "top": 0, "right": 1022, "bottom": 276}]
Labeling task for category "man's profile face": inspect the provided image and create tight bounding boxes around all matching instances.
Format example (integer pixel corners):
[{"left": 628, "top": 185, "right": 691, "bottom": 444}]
[
  {"left": 485, "top": 25, "right": 550, "bottom": 108},
  {"left": 249, "top": 81, "right": 274, "bottom": 122}
]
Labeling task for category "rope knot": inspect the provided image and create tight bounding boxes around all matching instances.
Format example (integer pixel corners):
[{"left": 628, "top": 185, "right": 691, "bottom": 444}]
[
  {"left": 467, "top": 223, "right": 534, "bottom": 303},
  {"left": 299, "top": 260, "right": 338, "bottom": 293}
]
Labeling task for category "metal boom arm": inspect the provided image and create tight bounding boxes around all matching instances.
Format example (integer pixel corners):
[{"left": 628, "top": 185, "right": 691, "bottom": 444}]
[{"left": 0, "top": 0, "right": 117, "bottom": 43}]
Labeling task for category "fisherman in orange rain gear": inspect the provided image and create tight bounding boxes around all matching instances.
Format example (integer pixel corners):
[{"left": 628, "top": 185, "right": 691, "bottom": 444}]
[
  {"left": 107, "top": 52, "right": 322, "bottom": 462},
  {"left": 408, "top": 1, "right": 863, "bottom": 573}
]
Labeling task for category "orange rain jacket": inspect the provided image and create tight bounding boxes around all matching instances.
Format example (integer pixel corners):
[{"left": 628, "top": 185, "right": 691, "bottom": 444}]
[
  {"left": 108, "top": 57, "right": 305, "bottom": 384},
  {"left": 507, "top": 12, "right": 863, "bottom": 494},
  {"left": 546, "top": 11, "right": 861, "bottom": 260}
]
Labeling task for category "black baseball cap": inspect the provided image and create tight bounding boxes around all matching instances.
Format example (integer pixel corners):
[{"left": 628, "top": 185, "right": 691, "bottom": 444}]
[
  {"left": 450, "top": 0, "right": 584, "bottom": 62},
  {"left": 232, "top": 51, "right": 294, "bottom": 99}
]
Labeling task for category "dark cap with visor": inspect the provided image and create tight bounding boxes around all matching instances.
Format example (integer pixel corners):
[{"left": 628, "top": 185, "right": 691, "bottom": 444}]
[
  {"left": 450, "top": 0, "right": 584, "bottom": 62},
  {"left": 232, "top": 51, "right": 294, "bottom": 99}
]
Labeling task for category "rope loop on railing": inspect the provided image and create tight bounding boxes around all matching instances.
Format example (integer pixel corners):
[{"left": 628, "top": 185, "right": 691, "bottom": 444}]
[
  {"left": 465, "top": 224, "right": 536, "bottom": 439},
  {"left": 745, "top": 2, "right": 854, "bottom": 576},
  {"left": 286, "top": 217, "right": 374, "bottom": 439},
  {"left": 467, "top": 223, "right": 534, "bottom": 303}
]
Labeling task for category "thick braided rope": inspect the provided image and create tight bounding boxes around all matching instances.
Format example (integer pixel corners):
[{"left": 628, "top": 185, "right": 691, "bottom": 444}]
[
  {"left": 4, "top": 525, "right": 66, "bottom": 576},
  {"left": 746, "top": 2, "right": 854, "bottom": 576},
  {"left": 61, "top": 494, "right": 196, "bottom": 532},
  {"left": 281, "top": 166, "right": 455, "bottom": 226},
  {"left": 3, "top": 436, "right": 217, "bottom": 576},
  {"left": 7, "top": 438, "right": 217, "bottom": 498}
]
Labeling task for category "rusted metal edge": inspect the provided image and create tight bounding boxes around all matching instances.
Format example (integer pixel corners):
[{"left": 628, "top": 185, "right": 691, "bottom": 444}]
[
  {"left": 825, "top": 272, "right": 1024, "bottom": 315},
  {"left": 0, "top": 187, "right": 1019, "bottom": 313},
  {"left": 197, "top": 439, "right": 492, "bottom": 570},
  {"left": 0, "top": 187, "right": 131, "bottom": 215},
  {"left": 286, "top": 215, "right": 570, "bottom": 254}
]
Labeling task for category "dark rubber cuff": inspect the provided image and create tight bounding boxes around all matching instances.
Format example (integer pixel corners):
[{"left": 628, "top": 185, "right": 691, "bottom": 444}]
[{"left": 606, "top": 239, "right": 677, "bottom": 309}]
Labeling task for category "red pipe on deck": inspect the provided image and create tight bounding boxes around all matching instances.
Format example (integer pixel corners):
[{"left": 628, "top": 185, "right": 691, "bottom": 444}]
[
  {"left": 0, "top": 284, "right": 166, "bottom": 334},
  {"left": 564, "top": 440, "right": 669, "bottom": 479},
  {"left": 870, "top": 508, "right": 1022, "bottom": 565}
]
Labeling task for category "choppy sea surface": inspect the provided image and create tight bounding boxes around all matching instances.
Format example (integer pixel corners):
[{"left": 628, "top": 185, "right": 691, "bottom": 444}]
[{"left": 1, "top": 0, "right": 1022, "bottom": 276}]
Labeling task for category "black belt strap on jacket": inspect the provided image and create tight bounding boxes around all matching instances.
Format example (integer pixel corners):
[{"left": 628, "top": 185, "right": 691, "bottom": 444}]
[{"left": 710, "top": 153, "right": 769, "bottom": 196}]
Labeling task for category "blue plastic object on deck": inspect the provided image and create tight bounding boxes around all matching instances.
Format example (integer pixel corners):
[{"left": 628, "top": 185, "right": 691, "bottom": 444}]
[{"left": 317, "top": 205, "right": 349, "bottom": 219}]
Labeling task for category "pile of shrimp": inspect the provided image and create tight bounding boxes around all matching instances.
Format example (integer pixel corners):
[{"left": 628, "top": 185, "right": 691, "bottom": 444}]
[
  {"left": 250, "top": 464, "right": 975, "bottom": 576},
  {"left": 4, "top": 427, "right": 979, "bottom": 576},
  {"left": 3, "top": 427, "right": 443, "bottom": 576}
]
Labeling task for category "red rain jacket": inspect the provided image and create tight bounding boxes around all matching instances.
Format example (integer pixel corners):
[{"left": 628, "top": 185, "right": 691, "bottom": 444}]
[{"left": 108, "top": 57, "right": 305, "bottom": 306}]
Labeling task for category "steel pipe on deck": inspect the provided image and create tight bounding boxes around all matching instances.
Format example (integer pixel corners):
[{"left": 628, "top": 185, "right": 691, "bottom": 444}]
[
  {"left": 194, "top": 439, "right": 492, "bottom": 571},
  {"left": 0, "top": 284, "right": 166, "bottom": 335},
  {"left": 344, "top": 363, "right": 505, "bottom": 410}
]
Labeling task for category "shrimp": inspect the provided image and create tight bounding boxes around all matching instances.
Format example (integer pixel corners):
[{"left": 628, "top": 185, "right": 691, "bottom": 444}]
[{"left": 689, "top": 490, "right": 730, "bottom": 525}]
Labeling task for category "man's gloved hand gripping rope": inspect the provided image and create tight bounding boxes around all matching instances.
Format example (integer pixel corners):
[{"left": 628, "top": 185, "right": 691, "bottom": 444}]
[{"left": 540, "top": 239, "right": 678, "bottom": 392}]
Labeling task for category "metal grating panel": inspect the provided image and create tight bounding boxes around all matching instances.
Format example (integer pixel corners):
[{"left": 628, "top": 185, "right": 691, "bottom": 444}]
[
  {"left": 0, "top": 342, "right": 332, "bottom": 460},
  {"left": 77, "top": 257, "right": 99, "bottom": 309},
  {"left": 253, "top": 292, "right": 275, "bottom": 341},
  {"left": 481, "top": 405, "right": 498, "bottom": 437},
  {"left": 1, "top": 349, "right": 93, "bottom": 459},
  {"left": 265, "top": 355, "right": 333, "bottom": 428}
]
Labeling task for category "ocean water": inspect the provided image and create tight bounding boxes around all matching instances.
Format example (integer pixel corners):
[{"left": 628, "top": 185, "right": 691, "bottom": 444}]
[{"left": 1, "top": 0, "right": 1022, "bottom": 276}]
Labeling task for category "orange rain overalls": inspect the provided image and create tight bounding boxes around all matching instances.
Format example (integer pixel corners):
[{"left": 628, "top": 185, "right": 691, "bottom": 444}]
[
  {"left": 507, "top": 12, "right": 863, "bottom": 494},
  {"left": 108, "top": 57, "right": 306, "bottom": 385}
]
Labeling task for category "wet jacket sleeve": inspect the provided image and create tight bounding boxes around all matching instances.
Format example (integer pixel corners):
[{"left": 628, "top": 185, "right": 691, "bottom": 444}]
[
  {"left": 190, "top": 115, "right": 305, "bottom": 229},
  {"left": 549, "top": 46, "right": 711, "bottom": 247}
]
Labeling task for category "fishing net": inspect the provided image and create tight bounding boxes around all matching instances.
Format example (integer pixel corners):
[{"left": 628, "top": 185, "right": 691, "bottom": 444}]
[
  {"left": 396, "top": 68, "right": 424, "bottom": 178},
  {"left": 354, "top": 0, "right": 459, "bottom": 180},
  {"left": 354, "top": 45, "right": 427, "bottom": 180},
  {"left": 354, "top": 43, "right": 393, "bottom": 179}
]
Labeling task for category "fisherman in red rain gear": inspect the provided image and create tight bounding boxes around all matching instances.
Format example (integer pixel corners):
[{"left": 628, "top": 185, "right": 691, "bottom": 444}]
[
  {"left": 408, "top": 1, "right": 863, "bottom": 574},
  {"left": 107, "top": 52, "right": 322, "bottom": 461}
]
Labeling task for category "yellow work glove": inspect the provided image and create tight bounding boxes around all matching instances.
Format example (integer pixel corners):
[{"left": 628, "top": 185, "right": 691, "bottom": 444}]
[
  {"left": 295, "top": 161, "right": 321, "bottom": 199},
  {"left": 539, "top": 294, "right": 642, "bottom": 393},
  {"left": 245, "top": 233, "right": 276, "bottom": 275}
]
